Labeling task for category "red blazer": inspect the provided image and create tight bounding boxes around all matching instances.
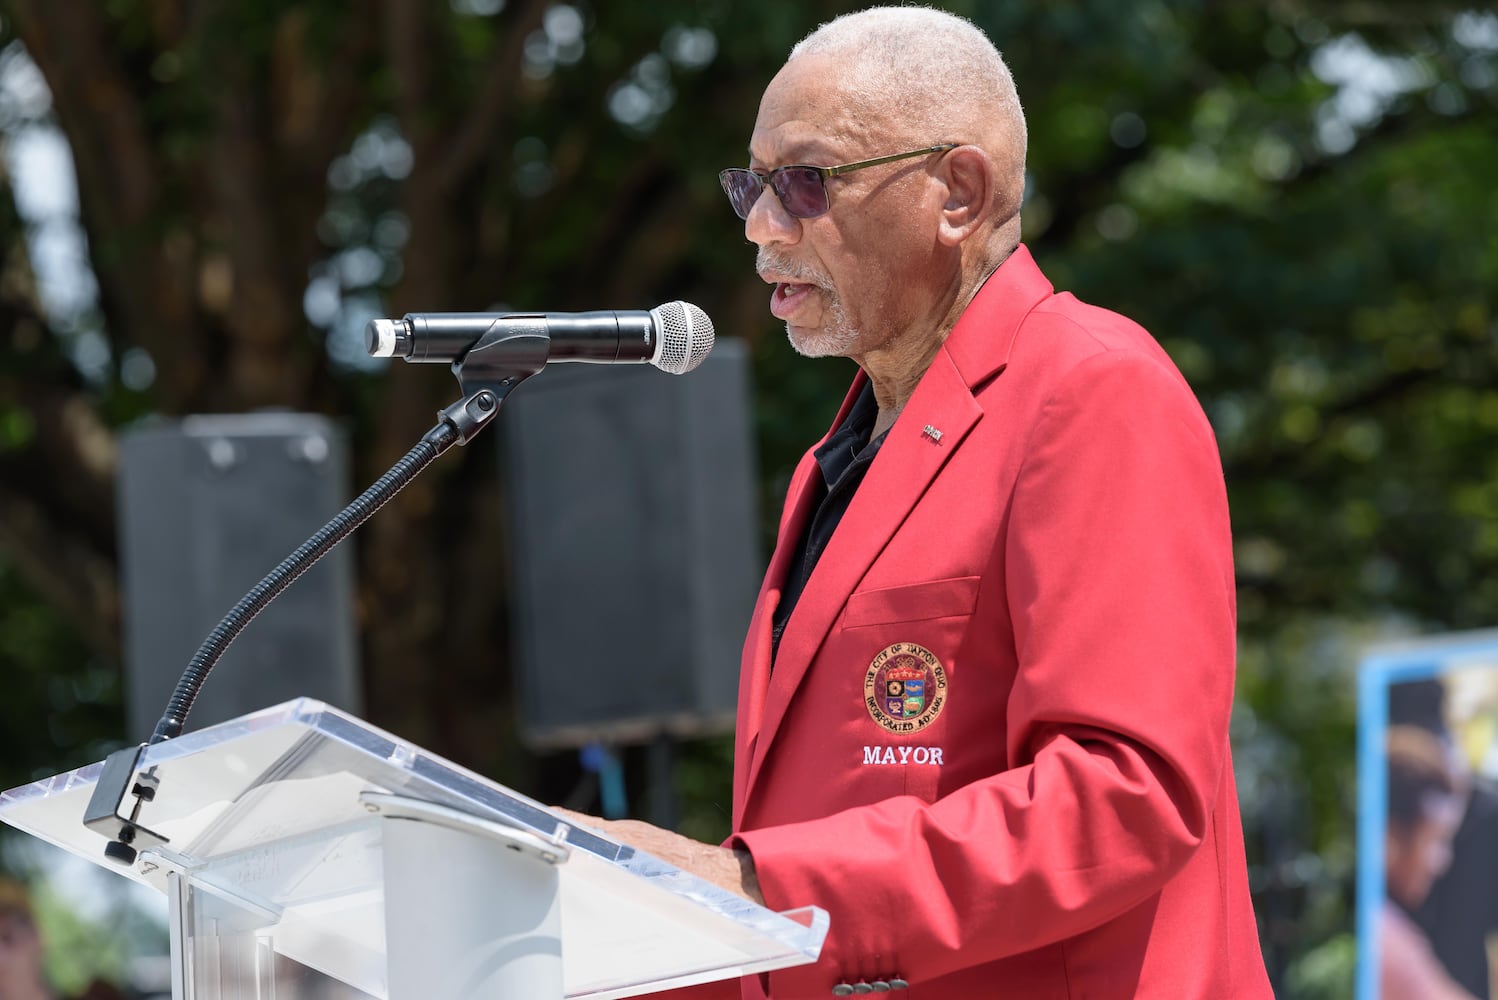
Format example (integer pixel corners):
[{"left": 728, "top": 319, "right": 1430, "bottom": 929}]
[{"left": 670, "top": 246, "right": 1271, "bottom": 998}]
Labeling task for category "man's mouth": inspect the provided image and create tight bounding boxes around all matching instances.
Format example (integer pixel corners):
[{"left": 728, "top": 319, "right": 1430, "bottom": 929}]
[{"left": 770, "top": 281, "right": 818, "bottom": 320}]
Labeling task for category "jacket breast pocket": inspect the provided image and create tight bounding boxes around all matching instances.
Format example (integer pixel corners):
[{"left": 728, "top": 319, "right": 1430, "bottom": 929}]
[{"left": 843, "top": 575, "right": 981, "bottom": 628}]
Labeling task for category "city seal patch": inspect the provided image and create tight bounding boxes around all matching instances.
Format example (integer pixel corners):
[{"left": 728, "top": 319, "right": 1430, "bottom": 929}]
[{"left": 864, "top": 642, "right": 947, "bottom": 734}]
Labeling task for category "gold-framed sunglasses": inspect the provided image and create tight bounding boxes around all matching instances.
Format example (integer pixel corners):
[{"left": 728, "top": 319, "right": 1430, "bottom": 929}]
[{"left": 718, "top": 143, "right": 957, "bottom": 220}]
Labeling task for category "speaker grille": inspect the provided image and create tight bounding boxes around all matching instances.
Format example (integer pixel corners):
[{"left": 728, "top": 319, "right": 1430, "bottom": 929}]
[
  {"left": 117, "top": 414, "right": 361, "bottom": 741},
  {"left": 502, "top": 340, "right": 758, "bottom": 747}
]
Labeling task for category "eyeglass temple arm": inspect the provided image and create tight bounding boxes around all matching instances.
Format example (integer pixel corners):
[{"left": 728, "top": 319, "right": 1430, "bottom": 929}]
[{"left": 822, "top": 143, "right": 958, "bottom": 178}]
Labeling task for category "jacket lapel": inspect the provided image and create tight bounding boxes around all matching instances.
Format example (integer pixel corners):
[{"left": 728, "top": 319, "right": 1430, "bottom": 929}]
[
  {"left": 732, "top": 449, "right": 817, "bottom": 821},
  {"left": 731, "top": 384, "right": 862, "bottom": 823}
]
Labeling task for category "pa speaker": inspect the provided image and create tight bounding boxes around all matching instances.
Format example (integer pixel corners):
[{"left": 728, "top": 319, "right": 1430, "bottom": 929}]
[
  {"left": 117, "top": 413, "right": 361, "bottom": 741},
  {"left": 501, "top": 339, "right": 760, "bottom": 748}
]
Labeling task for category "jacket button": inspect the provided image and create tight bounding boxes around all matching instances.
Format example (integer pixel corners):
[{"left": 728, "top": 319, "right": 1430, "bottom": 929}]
[
  {"left": 870, "top": 982, "right": 891, "bottom": 993},
  {"left": 852, "top": 986, "right": 873, "bottom": 995},
  {"left": 832, "top": 986, "right": 855, "bottom": 997},
  {"left": 889, "top": 979, "right": 910, "bottom": 990}
]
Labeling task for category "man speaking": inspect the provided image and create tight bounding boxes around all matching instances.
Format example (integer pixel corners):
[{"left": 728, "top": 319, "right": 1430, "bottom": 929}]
[{"left": 570, "top": 7, "right": 1273, "bottom": 997}]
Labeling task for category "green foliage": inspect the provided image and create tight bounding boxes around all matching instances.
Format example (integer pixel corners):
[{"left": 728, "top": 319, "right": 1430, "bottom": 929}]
[
  {"left": 1, "top": 838, "right": 167, "bottom": 998},
  {"left": 1286, "top": 932, "right": 1358, "bottom": 1000},
  {"left": 0, "top": 563, "right": 125, "bottom": 791},
  {"left": 675, "top": 733, "right": 737, "bottom": 845},
  {"left": 30, "top": 877, "right": 132, "bottom": 996}
]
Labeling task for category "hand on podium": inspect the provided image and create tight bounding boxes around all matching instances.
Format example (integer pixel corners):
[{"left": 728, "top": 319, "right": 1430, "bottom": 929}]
[{"left": 555, "top": 809, "right": 763, "bottom": 905}]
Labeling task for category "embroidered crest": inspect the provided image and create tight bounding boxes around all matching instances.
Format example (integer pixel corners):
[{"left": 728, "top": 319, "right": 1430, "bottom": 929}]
[{"left": 864, "top": 642, "right": 947, "bottom": 734}]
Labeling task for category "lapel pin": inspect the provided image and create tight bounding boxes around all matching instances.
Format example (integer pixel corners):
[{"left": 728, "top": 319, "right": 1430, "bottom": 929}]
[{"left": 922, "top": 424, "right": 943, "bottom": 443}]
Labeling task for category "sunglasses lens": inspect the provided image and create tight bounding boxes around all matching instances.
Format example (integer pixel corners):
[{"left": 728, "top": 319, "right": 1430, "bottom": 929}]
[
  {"left": 771, "top": 167, "right": 830, "bottom": 219},
  {"left": 720, "top": 167, "right": 831, "bottom": 220},
  {"left": 720, "top": 169, "right": 763, "bottom": 220}
]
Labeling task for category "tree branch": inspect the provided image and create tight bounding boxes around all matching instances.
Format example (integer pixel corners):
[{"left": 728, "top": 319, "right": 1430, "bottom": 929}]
[
  {"left": 436, "top": 0, "right": 549, "bottom": 194},
  {"left": 1221, "top": 364, "right": 1442, "bottom": 482},
  {"left": 0, "top": 485, "right": 118, "bottom": 659},
  {"left": 203, "top": 67, "right": 306, "bottom": 407},
  {"left": 9, "top": 1, "right": 214, "bottom": 410}
]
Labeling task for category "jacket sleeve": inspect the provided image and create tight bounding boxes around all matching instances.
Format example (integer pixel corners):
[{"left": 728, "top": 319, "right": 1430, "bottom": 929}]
[{"left": 732, "top": 347, "right": 1239, "bottom": 984}]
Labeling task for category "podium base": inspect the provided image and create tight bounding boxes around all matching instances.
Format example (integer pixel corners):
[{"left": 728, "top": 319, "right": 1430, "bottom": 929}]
[{"left": 371, "top": 793, "right": 571, "bottom": 1000}]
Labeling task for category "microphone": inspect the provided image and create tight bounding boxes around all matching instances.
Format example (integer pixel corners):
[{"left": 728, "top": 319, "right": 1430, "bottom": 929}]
[{"left": 365, "top": 301, "right": 714, "bottom": 375}]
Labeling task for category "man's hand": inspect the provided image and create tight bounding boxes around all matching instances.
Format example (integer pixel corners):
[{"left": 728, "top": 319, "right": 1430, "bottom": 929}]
[{"left": 555, "top": 809, "right": 763, "bottom": 905}]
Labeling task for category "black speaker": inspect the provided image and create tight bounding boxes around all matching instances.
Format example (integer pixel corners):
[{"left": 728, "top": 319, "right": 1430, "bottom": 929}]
[
  {"left": 117, "top": 413, "right": 361, "bottom": 742},
  {"left": 501, "top": 339, "right": 760, "bottom": 748}
]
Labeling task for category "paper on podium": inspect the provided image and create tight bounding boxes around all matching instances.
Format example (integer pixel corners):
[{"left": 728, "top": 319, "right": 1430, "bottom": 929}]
[{"left": 0, "top": 699, "right": 827, "bottom": 998}]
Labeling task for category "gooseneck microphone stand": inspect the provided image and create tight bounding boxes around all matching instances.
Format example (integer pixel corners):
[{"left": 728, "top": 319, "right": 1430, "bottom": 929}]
[{"left": 83, "top": 324, "right": 553, "bottom": 863}]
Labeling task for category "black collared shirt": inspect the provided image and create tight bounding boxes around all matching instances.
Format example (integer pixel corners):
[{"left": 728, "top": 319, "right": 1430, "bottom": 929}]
[{"left": 771, "top": 381, "right": 887, "bottom": 661}]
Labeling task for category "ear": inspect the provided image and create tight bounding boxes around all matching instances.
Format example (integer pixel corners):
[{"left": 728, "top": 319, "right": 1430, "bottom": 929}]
[{"left": 935, "top": 145, "right": 997, "bottom": 247}]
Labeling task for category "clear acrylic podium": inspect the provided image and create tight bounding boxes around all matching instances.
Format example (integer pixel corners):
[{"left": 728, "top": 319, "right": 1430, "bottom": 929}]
[{"left": 0, "top": 699, "right": 827, "bottom": 999}]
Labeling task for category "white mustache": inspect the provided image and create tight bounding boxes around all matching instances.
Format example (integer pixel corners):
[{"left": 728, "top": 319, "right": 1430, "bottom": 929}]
[{"left": 756, "top": 247, "right": 832, "bottom": 289}]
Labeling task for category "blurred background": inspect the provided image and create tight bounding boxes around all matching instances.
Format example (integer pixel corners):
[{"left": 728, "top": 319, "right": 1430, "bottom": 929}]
[{"left": 0, "top": 0, "right": 1493, "bottom": 997}]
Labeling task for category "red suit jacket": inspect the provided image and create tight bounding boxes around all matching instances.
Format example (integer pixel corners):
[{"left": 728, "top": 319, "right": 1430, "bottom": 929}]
[{"left": 675, "top": 246, "right": 1271, "bottom": 998}]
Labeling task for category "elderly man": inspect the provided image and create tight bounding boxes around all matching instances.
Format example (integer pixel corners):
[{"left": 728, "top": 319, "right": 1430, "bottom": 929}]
[{"left": 576, "top": 7, "right": 1272, "bottom": 997}]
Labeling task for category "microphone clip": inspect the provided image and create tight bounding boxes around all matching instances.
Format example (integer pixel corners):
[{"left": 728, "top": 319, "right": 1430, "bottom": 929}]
[
  {"left": 439, "top": 321, "right": 549, "bottom": 445},
  {"left": 83, "top": 744, "right": 170, "bottom": 866},
  {"left": 436, "top": 387, "right": 506, "bottom": 446}
]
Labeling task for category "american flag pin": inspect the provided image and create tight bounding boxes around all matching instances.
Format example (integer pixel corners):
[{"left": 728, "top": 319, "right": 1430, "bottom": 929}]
[{"left": 922, "top": 424, "right": 943, "bottom": 443}]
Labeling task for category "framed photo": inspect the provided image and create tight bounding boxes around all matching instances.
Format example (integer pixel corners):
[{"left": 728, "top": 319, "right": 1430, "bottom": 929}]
[{"left": 1357, "top": 629, "right": 1498, "bottom": 1000}]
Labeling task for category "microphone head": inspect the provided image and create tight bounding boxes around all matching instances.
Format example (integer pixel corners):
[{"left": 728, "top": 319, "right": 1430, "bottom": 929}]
[{"left": 649, "top": 301, "right": 714, "bottom": 375}]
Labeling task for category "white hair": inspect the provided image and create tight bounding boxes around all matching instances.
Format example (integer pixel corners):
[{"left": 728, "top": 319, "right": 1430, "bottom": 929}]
[{"left": 788, "top": 6, "right": 1027, "bottom": 165}]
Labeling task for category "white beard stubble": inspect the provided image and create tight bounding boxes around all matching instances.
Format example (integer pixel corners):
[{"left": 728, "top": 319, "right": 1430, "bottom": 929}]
[{"left": 756, "top": 246, "right": 861, "bottom": 359}]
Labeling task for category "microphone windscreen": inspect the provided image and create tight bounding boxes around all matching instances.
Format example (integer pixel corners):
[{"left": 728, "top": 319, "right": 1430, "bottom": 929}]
[{"left": 651, "top": 301, "right": 714, "bottom": 374}]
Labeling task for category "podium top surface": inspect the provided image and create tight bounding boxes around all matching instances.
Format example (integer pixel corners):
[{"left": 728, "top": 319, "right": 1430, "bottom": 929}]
[{"left": 0, "top": 698, "right": 825, "bottom": 999}]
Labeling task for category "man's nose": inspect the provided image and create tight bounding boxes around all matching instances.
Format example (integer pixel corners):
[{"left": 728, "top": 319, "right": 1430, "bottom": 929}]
[{"left": 744, "top": 184, "right": 802, "bottom": 247}]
